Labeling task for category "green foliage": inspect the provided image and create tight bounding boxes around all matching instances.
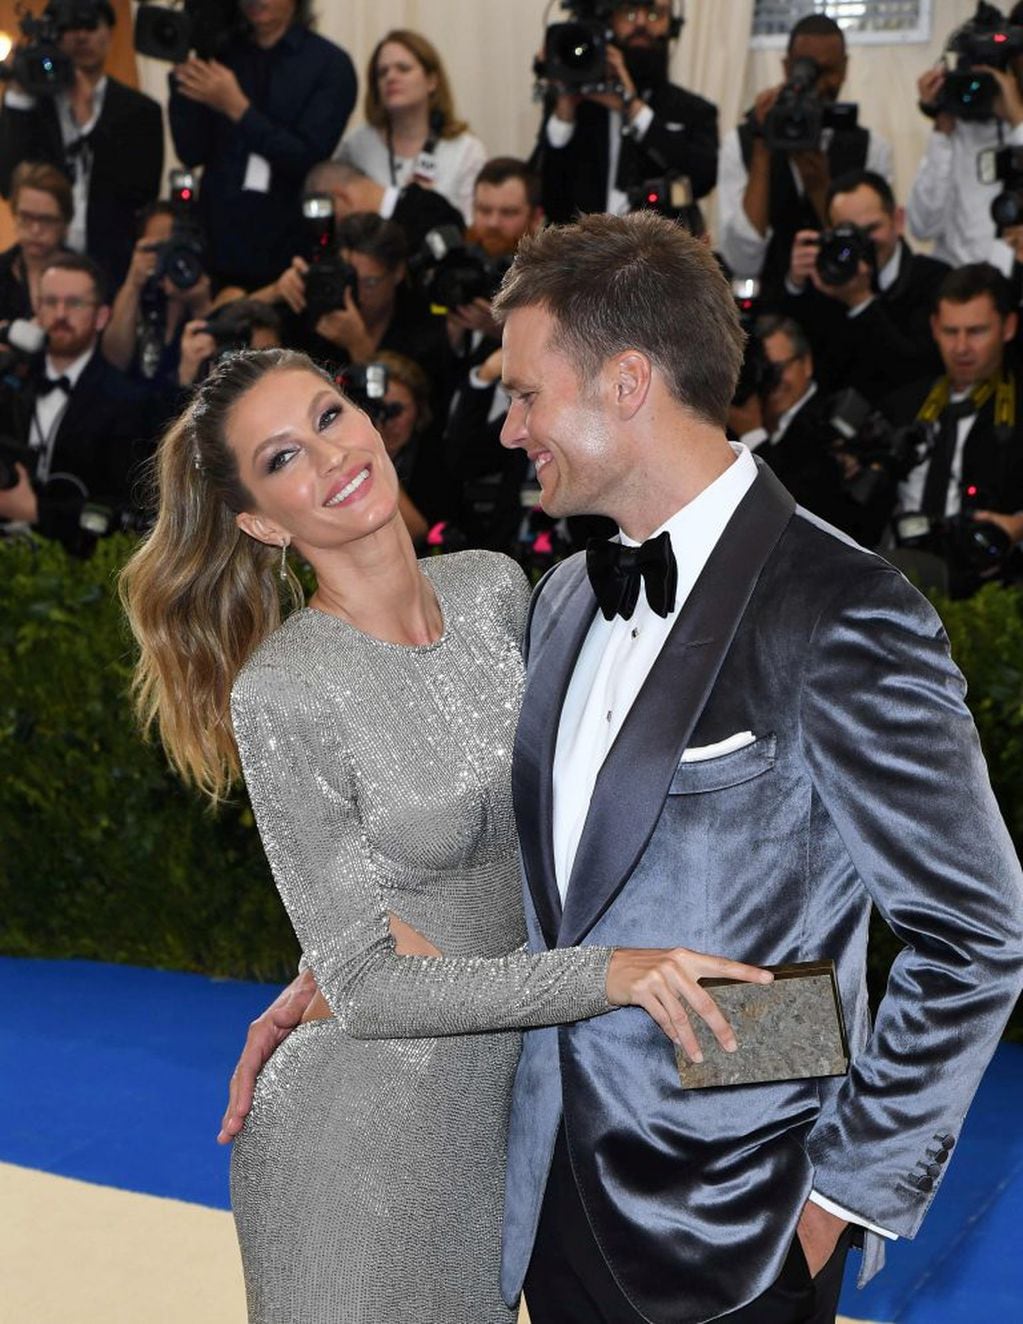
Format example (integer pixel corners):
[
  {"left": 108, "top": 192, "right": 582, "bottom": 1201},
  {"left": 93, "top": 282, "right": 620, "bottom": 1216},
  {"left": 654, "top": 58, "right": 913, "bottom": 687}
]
[
  {"left": 0, "top": 538, "right": 1018, "bottom": 1044},
  {"left": 0, "top": 534, "right": 298, "bottom": 981}
]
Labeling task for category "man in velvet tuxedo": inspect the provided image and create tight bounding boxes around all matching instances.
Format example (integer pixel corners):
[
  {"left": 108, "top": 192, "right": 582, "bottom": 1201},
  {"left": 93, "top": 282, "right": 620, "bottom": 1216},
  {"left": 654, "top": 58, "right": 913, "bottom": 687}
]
[{"left": 492, "top": 212, "right": 1023, "bottom": 1323}]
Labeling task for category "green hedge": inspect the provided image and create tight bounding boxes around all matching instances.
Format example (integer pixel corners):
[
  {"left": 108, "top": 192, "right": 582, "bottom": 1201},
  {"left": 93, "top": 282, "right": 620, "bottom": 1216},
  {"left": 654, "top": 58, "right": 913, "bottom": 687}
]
[{"left": 0, "top": 536, "right": 1019, "bottom": 1039}]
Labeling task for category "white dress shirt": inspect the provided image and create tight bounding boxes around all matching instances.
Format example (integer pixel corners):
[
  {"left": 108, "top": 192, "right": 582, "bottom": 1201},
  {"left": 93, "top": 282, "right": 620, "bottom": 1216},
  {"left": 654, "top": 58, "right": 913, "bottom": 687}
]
[
  {"left": 336, "top": 123, "right": 488, "bottom": 227},
  {"left": 898, "top": 388, "right": 975, "bottom": 517},
  {"left": 30, "top": 347, "right": 94, "bottom": 483},
  {"left": 551, "top": 441, "right": 896, "bottom": 1240},
  {"left": 907, "top": 118, "right": 1021, "bottom": 275},
  {"left": 546, "top": 103, "right": 657, "bottom": 215},
  {"left": 718, "top": 125, "right": 894, "bottom": 279}
]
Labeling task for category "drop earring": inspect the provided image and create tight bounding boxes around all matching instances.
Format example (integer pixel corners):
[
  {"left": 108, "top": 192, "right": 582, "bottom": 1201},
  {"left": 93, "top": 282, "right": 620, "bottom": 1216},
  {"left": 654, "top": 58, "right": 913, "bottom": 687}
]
[{"left": 279, "top": 539, "right": 289, "bottom": 581}]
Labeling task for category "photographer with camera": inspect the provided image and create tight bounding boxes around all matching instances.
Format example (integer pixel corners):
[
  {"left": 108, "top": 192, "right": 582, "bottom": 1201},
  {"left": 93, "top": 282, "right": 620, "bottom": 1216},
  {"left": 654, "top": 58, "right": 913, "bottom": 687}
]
[
  {"left": 728, "top": 312, "right": 861, "bottom": 539},
  {"left": 101, "top": 200, "right": 214, "bottom": 388},
  {"left": 880, "top": 262, "right": 1023, "bottom": 593},
  {"left": 177, "top": 298, "right": 282, "bottom": 389},
  {"left": 719, "top": 14, "right": 892, "bottom": 289},
  {"left": 0, "top": 162, "right": 72, "bottom": 323},
  {"left": 537, "top": 2, "right": 717, "bottom": 224},
  {"left": 0, "top": 253, "right": 152, "bottom": 554},
  {"left": 169, "top": 0, "right": 356, "bottom": 290},
  {"left": 0, "top": 2, "right": 163, "bottom": 289},
  {"left": 782, "top": 170, "right": 948, "bottom": 405},
  {"left": 908, "top": 2, "right": 1023, "bottom": 273}
]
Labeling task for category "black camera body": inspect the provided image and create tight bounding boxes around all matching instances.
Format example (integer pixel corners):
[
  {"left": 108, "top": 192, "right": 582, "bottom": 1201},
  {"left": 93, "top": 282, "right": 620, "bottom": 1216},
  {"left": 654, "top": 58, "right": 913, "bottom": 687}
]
[
  {"left": 135, "top": 0, "right": 240, "bottom": 63},
  {"left": 626, "top": 172, "right": 704, "bottom": 234},
  {"left": 335, "top": 362, "right": 402, "bottom": 428},
  {"left": 815, "top": 222, "right": 877, "bottom": 287},
  {"left": 980, "top": 144, "right": 1023, "bottom": 232},
  {"left": 729, "top": 279, "right": 783, "bottom": 407},
  {"left": 146, "top": 170, "right": 206, "bottom": 292},
  {"left": 304, "top": 259, "right": 359, "bottom": 324},
  {"left": 826, "top": 388, "right": 932, "bottom": 512},
  {"left": 410, "top": 226, "right": 511, "bottom": 312},
  {"left": 535, "top": 1, "right": 619, "bottom": 92},
  {"left": 760, "top": 56, "right": 859, "bottom": 153},
  {"left": 0, "top": 6, "right": 77, "bottom": 98},
  {"left": 935, "top": 3, "right": 1023, "bottom": 121}
]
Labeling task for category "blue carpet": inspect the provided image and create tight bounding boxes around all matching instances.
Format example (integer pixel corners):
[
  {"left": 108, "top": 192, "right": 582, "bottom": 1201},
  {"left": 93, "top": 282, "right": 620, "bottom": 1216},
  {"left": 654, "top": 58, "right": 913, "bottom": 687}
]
[{"left": 1, "top": 956, "right": 1020, "bottom": 1319}]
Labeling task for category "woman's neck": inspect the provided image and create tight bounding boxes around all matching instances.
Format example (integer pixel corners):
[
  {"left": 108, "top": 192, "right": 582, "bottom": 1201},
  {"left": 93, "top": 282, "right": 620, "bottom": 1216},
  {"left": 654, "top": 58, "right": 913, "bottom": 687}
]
[
  {"left": 387, "top": 105, "right": 431, "bottom": 155},
  {"left": 307, "top": 518, "right": 441, "bottom": 646}
]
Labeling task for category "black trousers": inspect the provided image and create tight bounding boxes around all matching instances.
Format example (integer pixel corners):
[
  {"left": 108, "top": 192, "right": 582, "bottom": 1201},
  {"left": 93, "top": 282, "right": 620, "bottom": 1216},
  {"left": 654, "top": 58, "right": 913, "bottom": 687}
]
[{"left": 524, "top": 1128, "right": 853, "bottom": 1324}]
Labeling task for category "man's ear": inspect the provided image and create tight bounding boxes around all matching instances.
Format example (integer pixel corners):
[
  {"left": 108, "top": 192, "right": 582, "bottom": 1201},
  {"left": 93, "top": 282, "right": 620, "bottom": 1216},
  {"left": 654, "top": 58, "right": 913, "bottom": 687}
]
[
  {"left": 236, "top": 510, "right": 288, "bottom": 548},
  {"left": 95, "top": 304, "right": 111, "bottom": 334},
  {"left": 612, "top": 350, "right": 652, "bottom": 420}
]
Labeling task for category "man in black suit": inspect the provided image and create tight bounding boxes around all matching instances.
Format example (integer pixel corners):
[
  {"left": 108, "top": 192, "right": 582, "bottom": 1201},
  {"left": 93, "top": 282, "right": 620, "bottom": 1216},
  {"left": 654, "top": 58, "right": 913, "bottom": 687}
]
[
  {"left": 781, "top": 171, "right": 948, "bottom": 405},
  {"left": 881, "top": 262, "right": 1023, "bottom": 591},
  {"left": 0, "top": 1, "right": 163, "bottom": 288},
  {"left": 538, "top": 2, "right": 717, "bottom": 224},
  {"left": 0, "top": 254, "right": 152, "bottom": 555}
]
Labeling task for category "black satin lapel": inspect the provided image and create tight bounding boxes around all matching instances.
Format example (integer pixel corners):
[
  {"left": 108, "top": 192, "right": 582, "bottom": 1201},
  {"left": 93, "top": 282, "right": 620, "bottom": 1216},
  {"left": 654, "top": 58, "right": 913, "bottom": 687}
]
[
  {"left": 513, "top": 559, "right": 599, "bottom": 947},
  {"left": 559, "top": 465, "right": 796, "bottom": 947}
]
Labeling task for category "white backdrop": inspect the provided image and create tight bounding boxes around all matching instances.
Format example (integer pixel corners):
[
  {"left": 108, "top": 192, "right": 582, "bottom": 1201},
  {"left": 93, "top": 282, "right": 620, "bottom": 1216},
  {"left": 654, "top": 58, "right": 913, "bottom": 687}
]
[{"left": 136, "top": 0, "right": 979, "bottom": 240}]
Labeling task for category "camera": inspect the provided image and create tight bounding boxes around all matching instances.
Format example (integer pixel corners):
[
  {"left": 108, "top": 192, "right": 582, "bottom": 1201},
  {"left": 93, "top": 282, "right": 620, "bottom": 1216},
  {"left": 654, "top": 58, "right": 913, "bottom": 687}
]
[
  {"left": 894, "top": 489, "right": 1012, "bottom": 596},
  {"left": 626, "top": 173, "right": 704, "bottom": 235},
  {"left": 335, "top": 363, "right": 402, "bottom": 428},
  {"left": 410, "top": 227, "right": 512, "bottom": 312},
  {"left": 978, "top": 144, "right": 1023, "bottom": 232},
  {"left": 296, "top": 195, "right": 361, "bottom": 324},
  {"left": 815, "top": 222, "right": 877, "bottom": 287},
  {"left": 729, "top": 280, "right": 782, "bottom": 407},
  {"left": 826, "top": 387, "right": 932, "bottom": 511},
  {"left": 759, "top": 56, "right": 859, "bottom": 153},
  {"left": 135, "top": 0, "right": 240, "bottom": 63},
  {"left": 145, "top": 170, "right": 206, "bottom": 291},
  {"left": 536, "top": 2, "right": 617, "bottom": 92},
  {"left": 0, "top": 4, "right": 83, "bottom": 98},
  {"left": 933, "top": 3, "right": 1023, "bottom": 122}
]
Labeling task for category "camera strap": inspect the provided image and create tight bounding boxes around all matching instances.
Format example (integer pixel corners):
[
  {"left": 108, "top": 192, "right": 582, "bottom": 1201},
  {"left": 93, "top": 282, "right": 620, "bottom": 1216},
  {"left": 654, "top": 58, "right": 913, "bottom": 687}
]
[{"left": 916, "top": 371, "right": 1015, "bottom": 431}]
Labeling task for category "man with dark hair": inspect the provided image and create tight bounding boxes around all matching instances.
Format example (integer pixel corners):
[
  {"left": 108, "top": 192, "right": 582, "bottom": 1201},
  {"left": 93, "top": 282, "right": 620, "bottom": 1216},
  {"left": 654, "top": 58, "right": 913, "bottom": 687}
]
[
  {"left": 719, "top": 14, "right": 892, "bottom": 288},
  {"left": 882, "top": 261, "right": 1023, "bottom": 589},
  {"left": 0, "top": 161, "right": 73, "bottom": 324},
  {"left": 781, "top": 168, "right": 948, "bottom": 403},
  {"left": 0, "top": 252, "right": 152, "bottom": 554},
  {"left": 538, "top": 2, "right": 718, "bottom": 224},
  {"left": 0, "top": 0, "right": 164, "bottom": 288},
  {"left": 169, "top": 0, "right": 357, "bottom": 288},
  {"left": 909, "top": 0, "right": 1023, "bottom": 273},
  {"left": 486, "top": 211, "right": 1021, "bottom": 1323}
]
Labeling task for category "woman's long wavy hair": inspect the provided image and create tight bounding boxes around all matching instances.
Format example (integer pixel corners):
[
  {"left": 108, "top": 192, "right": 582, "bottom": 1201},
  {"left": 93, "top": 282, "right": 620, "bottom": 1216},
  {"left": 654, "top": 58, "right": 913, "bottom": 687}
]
[
  {"left": 364, "top": 29, "right": 468, "bottom": 140},
  {"left": 120, "top": 349, "right": 330, "bottom": 804}
]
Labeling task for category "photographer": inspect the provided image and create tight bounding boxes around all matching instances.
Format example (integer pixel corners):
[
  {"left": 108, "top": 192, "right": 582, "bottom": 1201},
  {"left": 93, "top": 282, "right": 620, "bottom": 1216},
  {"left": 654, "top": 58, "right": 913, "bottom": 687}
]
[
  {"left": 882, "top": 262, "right": 1023, "bottom": 589},
  {"left": 101, "top": 202, "right": 213, "bottom": 387},
  {"left": 729, "top": 314, "right": 861, "bottom": 538},
  {"left": 0, "top": 162, "right": 72, "bottom": 323},
  {"left": 719, "top": 14, "right": 892, "bottom": 288},
  {"left": 302, "top": 158, "right": 465, "bottom": 256},
  {"left": 169, "top": 0, "right": 357, "bottom": 289},
  {"left": 0, "top": 2, "right": 163, "bottom": 288},
  {"left": 908, "top": 2, "right": 1023, "bottom": 272},
  {"left": 783, "top": 170, "right": 948, "bottom": 404},
  {"left": 177, "top": 298, "right": 282, "bottom": 388},
  {"left": 538, "top": 2, "right": 717, "bottom": 223},
  {"left": 0, "top": 253, "right": 152, "bottom": 555}
]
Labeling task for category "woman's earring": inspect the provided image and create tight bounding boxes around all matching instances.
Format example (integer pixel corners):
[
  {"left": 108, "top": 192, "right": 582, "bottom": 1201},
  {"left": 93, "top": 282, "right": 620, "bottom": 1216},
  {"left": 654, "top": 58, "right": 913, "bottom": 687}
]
[{"left": 279, "top": 539, "right": 289, "bottom": 581}]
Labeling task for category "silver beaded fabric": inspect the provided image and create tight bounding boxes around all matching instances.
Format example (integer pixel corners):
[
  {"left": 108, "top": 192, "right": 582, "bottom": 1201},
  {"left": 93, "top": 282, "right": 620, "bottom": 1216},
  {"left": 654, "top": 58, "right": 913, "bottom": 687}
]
[{"left": 229, "top": 550, "right": 613, "bottom": 1324}]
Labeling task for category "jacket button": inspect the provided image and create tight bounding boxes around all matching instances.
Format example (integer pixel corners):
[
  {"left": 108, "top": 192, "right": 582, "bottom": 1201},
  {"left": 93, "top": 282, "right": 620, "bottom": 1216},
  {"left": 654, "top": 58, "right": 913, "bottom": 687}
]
[
  {"left": 916, "top": 1175, "right": 934, "bottom": 1192},
  {"left": 925, "top": 1163, "right": 942, "bottom": 1179},
  {"left": 940, "top": 1134, "right": 956, "bottom": 1149}
]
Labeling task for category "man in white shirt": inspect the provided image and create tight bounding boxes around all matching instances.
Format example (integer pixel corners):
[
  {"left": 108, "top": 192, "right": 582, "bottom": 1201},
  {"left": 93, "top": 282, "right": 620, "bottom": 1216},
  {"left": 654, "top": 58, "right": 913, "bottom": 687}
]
[{"left": 491, "top": 212, "right": 1022, "bottom": 1324}]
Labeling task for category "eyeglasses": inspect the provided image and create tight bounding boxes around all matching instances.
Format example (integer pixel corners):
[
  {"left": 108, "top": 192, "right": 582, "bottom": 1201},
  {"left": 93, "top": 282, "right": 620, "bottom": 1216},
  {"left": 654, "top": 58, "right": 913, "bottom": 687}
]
[
  {"left": 15, "top": 210, "right": 64, "bottom": 231},
  {"left": 357, "top": 275, "right": 387, "bottom": 291},
  {"left": 616, "top": 5, "right": 672, "bottom": 23},
  {"left": 38, "top": 295, "right": 99, "bottom": 312}
]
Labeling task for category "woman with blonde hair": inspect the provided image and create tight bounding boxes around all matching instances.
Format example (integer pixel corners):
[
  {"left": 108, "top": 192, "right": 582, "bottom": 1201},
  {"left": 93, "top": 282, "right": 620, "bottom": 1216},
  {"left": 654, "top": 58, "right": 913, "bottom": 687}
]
[
  {"left": 337, "top": 28, "right": 487, "bottom": 222},
  {"left": 120, "top": 348, "right": 766, "bottom": 1321}
]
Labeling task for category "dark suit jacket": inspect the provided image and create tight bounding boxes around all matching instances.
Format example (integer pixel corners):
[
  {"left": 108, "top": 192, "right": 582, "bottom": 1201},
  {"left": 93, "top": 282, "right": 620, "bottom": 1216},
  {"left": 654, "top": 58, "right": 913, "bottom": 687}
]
[
  {"left": 0, "top": 347, "right": 154, "bottom": 553},
  {"left": 169, "top": 24, "right": 356, "bottom": 288},
  {"left": 756, "top": 390, "right": 864, "bottom": 538},
  {"left": 778, "top": 241, "right": 949, "bottom": 405},
  {"left": 881, "top": 369, "right": 1023, "bottom": 516},
  {"left": 392, "top": 183, "right": 465, "bottom": 254},
  {"left": 0, "top": 79, "right": 164, "bottom": 289},
  {"left": 501, "top": 463, "right": 1023, "bottom": 1322},
  {"left": 540, "top": 82, "right": 718, "bottom": 223}
]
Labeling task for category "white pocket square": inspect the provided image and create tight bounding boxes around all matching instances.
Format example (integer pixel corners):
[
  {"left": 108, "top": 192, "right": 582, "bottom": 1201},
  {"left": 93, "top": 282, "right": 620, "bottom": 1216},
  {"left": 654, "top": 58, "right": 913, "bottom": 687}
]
[{"left": 680, "top": 731, "right": 756, "bottom": 763}]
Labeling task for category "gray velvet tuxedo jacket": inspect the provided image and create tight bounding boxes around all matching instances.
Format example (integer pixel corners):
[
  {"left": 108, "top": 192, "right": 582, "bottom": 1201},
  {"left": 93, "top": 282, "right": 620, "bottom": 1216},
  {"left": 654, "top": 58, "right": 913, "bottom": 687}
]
[{"left": 501, "top": 463, "right": 1023, "bottom": 1324}]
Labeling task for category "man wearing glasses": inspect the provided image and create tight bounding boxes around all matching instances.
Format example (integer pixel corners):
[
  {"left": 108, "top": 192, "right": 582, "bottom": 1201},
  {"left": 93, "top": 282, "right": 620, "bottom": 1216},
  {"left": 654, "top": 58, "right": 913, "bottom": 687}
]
[
  {"left": 0, "top": 253, "right": 151, "bottom": 554},
  {"left": 0, "top": 162, "right": 72, "bottom": 324},
  {"left": 539, "top": 2, "right": 718, "bottom": 224}
]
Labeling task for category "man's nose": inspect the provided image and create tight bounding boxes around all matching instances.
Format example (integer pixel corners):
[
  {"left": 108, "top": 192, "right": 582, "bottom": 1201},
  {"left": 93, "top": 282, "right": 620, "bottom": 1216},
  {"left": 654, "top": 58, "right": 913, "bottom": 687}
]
[{"left": 500, "top": 399, "right": 525, "bottom": 450}]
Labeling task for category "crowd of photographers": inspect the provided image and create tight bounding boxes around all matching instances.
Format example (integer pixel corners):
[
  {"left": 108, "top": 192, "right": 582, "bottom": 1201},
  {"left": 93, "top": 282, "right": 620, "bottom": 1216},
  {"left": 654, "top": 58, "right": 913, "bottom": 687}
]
[{"left": 2, "top": 0, "right": 1023, "bottom": 597}]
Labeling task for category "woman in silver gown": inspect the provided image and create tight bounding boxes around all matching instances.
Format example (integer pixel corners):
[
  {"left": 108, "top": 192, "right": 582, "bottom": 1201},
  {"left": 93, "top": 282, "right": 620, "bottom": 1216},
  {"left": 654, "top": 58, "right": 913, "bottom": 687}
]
[{"left": 121, "top": 350, "right": 750, "bottom": 1323}]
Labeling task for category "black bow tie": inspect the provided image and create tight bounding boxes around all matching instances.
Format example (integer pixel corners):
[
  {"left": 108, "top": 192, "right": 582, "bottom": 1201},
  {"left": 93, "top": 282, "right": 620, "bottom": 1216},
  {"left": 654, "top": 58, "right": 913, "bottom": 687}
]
[
  {"left": 586, "top": 531, "right": 678, "bottom": 622},
  {"left": 36, "top": 375, "right": 71, "bottom": 397}
]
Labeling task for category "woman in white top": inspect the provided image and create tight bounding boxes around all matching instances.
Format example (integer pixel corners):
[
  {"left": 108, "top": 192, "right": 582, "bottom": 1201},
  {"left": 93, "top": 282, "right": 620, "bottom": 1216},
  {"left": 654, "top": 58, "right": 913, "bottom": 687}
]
[{"left": 336, "top": 29, "right": 486, "bottom": 226}]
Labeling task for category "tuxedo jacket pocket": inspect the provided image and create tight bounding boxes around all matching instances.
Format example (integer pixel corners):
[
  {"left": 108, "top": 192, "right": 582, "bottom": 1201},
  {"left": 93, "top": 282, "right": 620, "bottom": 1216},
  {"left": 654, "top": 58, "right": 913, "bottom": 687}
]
[{"left": 668, "top": 734, "right": 777, "bottom": 795}]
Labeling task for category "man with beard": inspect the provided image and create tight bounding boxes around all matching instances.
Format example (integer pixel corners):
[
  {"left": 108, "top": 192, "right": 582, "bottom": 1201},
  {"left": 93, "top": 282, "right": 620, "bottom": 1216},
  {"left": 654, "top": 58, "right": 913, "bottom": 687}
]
[
  {"left": 0, "top": 1, "right": 163, "bottom": 288},
  {"left": 718, "top": 14, "right": 892, "bottom": 292},
  {"left": 538, "top": 2, "right": 717, "bottom": 224},
  {"left": 0, "top": 254, "right": 152, "bottom": 555}
]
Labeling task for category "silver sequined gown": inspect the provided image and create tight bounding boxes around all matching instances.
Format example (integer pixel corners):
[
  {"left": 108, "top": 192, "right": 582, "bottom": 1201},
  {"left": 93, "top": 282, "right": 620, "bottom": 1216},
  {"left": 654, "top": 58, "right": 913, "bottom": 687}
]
[{"left": 229, "top": 551, "right": 612, "bottom": 1324}]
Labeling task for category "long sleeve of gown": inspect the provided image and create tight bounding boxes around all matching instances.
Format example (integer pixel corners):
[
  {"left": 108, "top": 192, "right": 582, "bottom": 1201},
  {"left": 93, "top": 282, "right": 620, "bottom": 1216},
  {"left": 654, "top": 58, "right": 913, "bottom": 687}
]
[{"left": 231, "top": 654, "right": 613, "bottom": 1040}]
